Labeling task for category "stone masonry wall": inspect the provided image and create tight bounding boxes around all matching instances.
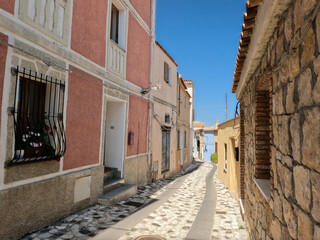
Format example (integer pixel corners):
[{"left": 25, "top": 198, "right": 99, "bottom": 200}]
[{"left": 241, "top": 0, "right": 320, "bottom": 239}]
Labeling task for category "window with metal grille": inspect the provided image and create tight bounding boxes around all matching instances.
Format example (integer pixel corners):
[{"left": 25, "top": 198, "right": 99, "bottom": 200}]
[
  {"left": 184, "top": 131, "right": 187, "bottom": 147},
  {"left": 8, "top": 66, "right": 66, "bottom": 166}
]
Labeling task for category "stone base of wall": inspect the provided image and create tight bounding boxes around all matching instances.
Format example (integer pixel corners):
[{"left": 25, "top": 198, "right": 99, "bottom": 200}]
[
  {"left": 124, "top": 154, "right": 149, "bottom": 186},
  {"left": 0, "top": 166, "right": 104, "bottom": 240}
]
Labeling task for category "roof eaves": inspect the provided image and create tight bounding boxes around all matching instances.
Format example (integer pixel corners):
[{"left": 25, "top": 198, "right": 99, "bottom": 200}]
[
  {"left": 155, "top": 41, "right": 178, "bottom": 67},
  {"left": 232, "top": 0, "right": 263, "bottom": 93}
]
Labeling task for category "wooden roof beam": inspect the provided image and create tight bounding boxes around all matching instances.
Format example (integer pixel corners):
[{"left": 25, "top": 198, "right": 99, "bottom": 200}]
[{"left": 247, "top": 0, "right": 262, "bottom": 8}]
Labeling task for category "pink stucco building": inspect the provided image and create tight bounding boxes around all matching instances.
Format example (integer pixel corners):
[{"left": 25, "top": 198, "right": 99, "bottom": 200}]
[{"left": 0, "top": 0, "right": 155, "bottom": 239}]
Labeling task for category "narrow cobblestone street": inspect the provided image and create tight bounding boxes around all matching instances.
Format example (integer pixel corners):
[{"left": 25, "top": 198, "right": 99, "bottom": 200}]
[{"left": 22, "top": 162, "right": 248, "bottom": 240}]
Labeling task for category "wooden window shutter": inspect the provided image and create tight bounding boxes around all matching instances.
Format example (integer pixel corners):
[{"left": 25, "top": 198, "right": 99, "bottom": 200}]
[
  {"left": 164, "top": 62, "right": 169, "bottom": 83},
  {"left": 240, "top": 100, "right": 245, "bottom": 199},
  {"left": 255, "top": 90, "right": 272, "bottom": 179}
]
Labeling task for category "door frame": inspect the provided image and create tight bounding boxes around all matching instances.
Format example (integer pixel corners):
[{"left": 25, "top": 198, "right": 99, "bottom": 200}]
[
  {"left": 161, "top": 129, "right": 170, "bottom": 173},
  {"left": 180, "top": 131, "right": 183, "bottom": 166},
  {"left": 103, "top": 95, "right": 127, "bottom": 177}
]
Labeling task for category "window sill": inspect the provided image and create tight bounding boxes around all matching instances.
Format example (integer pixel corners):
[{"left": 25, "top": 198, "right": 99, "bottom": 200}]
[
  {"left": 161, "top": 169, "right": 169, "bottom": 175},
  {"left": 253, "top": 178, "right": 271, "bottom": 201},
  {"left": 239, "top": 198, "right": 245, "bottom": 215},
  {"left": 164, "top": 81, "right": 172, "bottom": 87},
  {"left": 110, "top": 39, "right": 126, "bottom": 52}
]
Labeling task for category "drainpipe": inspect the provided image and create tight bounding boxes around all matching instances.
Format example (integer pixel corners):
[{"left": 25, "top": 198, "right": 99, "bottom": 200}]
[{"left": 147, "top": 0, "right": 156, "bottom": 182}]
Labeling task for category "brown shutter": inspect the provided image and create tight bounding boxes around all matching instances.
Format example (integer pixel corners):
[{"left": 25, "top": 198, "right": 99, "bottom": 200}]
[
  {"left": 164, "top": 62, "right": 169, "bottom": 83},
  {"left": 240, "top": 101, "right": 245, "bottom": 199},
  {"left": 255, "top": 90, "right": 272, "bottom": 179}
]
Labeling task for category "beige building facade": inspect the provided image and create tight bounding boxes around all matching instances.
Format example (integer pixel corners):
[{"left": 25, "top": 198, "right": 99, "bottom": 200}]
[
  {"left": 150, "top": 42, "right": 178, "bottom": 180},
  {"left": 184, "top": 80, "right": 195, "bottom": 161},
  {"left": 216, "top": 117, "right": 241, "bottom": 200},
  {"left": 176, "top": 75, "right": 191, "bottom": 171}
]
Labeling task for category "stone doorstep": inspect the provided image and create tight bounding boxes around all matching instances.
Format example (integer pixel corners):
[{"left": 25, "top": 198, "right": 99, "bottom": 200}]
[
  {"left": 98, "top": 184, "right": 137, "bottom": 205},
  {"left": 103, "top": 177, "right": 125, "bottom": 193}
]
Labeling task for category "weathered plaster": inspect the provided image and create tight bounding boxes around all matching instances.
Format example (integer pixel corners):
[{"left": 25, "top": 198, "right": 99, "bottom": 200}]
[
  {"left": 63, "top": 66, "right": 103, "bottom": 170},
  {"left": 71, "top": 0, "right": 108, "bottom": 66},
  {"left": 126, "top": 13, "right": 151, "bottom": 88}
]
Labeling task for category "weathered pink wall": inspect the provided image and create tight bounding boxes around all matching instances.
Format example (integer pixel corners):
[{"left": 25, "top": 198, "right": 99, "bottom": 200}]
[
  {"left": 129, "top": 0, "right": 151, "bottom": 27},
  {"left": 0, "top": 33, "right": 8, "bottom": 138},
  {"left": 127, "top": 95, "right": 149, "bottom": 156},
  {"left": 0, "top": 0, "right": 14, "bottom": 14},
  {"left": 71, "top": 0, "right": 108, "bottom": 67},
  {"left": 126, "top": 13, "right": 151, "bottom": 88},
  {"left": 64, "top": 66, "right": 102, "bottom": 170}
]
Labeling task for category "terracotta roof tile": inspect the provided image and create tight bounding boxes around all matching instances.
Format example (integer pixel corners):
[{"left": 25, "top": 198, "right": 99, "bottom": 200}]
[{"left": 232, "top": 0, "right": 263, "bottom": 93}]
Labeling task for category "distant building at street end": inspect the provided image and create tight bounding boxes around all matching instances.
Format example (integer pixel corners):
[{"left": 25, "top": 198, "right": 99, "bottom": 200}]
[
  {"left": 193, "top": 121, "right": 205, "bottom": 161},
  {"left": 184, "top": 79, "right": 195, "bottom": 162},
  {"left": 203, "top": 125, "right": 218, "bottom": 162}
]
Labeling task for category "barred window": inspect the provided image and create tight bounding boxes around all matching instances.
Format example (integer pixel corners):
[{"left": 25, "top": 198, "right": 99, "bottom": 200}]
[{"left": 8, "top": 67, "right": 66, "bottom": 166}]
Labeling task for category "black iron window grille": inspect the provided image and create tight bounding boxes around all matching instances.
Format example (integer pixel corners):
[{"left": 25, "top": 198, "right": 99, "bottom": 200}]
[{"left": 8, "top": 66, "right": 66, "bottom": 166}]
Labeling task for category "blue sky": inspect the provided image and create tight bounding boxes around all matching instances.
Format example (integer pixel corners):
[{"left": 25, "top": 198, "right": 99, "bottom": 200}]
[{"left": 155, "top": 0, "right": 246, "bottom": 126}]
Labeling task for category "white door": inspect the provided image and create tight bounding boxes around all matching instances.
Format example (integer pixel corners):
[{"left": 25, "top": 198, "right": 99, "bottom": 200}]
[{"left": 104, "top": 101, "right": 126, "bottom": 176}]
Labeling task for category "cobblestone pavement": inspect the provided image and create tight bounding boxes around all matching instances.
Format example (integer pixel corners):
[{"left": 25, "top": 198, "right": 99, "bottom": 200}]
[
  {"left": 21, "top": 163, "right": 200, "bottom": 240},
  {"left": 22, "top": 162, "right": 249, "bottom": 240},
  {"left": 212, "top": 176, "right": 248, "bottom": 240},
  {"left": 118, "top": 162, "right": 212, "bottom": 240}
]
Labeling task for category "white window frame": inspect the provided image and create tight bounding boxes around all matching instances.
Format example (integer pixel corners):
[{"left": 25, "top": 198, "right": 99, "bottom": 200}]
[{"left": 108, "top": 0, "right": 128, "bottom": 50}]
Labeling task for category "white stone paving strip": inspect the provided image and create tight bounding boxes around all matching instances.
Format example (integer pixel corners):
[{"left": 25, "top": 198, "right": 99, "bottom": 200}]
[
  {"left": 118, "top": 163, "right": 213, "bottom": 240},
  {"left": 211, "top": 176, "right": 249, "bottom": 240}
]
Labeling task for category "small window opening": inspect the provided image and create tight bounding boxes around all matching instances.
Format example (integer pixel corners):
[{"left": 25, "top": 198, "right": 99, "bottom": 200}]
[
  {"left": 110, "top": 4, "right": 119, "bottom": 44},
  {"left": 165, "top": 114, "right": 170, "bottom": 123}
]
